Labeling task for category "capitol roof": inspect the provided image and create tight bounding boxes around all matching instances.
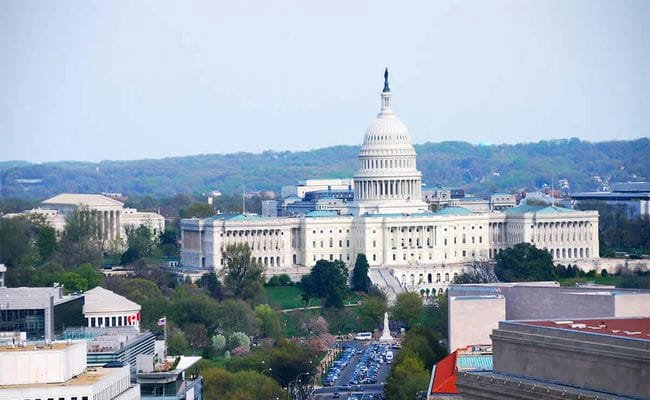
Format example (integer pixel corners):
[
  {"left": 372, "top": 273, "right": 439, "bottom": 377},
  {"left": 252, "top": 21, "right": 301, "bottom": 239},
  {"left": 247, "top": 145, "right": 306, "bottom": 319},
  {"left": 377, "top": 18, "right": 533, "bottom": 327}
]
[
  {"left": 506, "top": 205, "right": 574, "bottom": 214},
  {"left": 434, "top": 206, "right": 473, "bottom": 215}
]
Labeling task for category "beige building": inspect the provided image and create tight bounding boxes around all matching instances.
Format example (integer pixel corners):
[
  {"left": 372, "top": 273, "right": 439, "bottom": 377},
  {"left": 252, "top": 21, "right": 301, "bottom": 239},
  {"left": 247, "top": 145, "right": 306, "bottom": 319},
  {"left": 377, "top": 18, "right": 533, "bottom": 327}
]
[
  {"left": 181, "top": 71, "right": 599, "bottom": 293},
  {"left": 456, "top": 318, "right": 650, "bottom": 400},
  {"left": 5, "top": 193, "right": 164, "bottom": 247},
  {"left": 447, "top": 283, "right": 650, "bottom": 352}
]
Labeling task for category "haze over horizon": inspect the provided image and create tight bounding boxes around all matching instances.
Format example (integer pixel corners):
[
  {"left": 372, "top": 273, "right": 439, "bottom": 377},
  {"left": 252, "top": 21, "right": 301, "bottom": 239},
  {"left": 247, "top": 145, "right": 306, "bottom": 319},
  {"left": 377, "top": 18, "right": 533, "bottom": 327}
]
[{"left": 2, "top": 0, "right": 649, "bottom": 163}]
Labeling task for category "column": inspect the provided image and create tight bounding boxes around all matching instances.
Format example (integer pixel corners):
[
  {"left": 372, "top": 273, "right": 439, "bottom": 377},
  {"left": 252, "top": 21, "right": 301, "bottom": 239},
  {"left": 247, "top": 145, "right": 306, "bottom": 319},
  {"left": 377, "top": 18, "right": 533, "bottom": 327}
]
[
  {"left": 101, "top": 211, "right": 106, "bottom": 240},
  {"left": 116, "top": 210, "right": 121, "bottom": 241}
]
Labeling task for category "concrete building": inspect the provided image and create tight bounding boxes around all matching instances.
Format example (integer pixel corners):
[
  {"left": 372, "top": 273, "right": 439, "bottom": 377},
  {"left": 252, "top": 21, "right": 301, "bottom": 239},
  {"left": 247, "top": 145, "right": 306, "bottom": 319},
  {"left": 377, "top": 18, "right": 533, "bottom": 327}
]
[
  {"left": 83, "top": 287, "right": 142, "bottom": 332},
  {"left": 4, "top": 193, "right": 165, "bottom": 247},
  {"left": 447, "top": 283, "right": 650, "bottom": 352},
  {"left": 181, "top": 71, "right": 599, "bottom": 293},
  {"left": 62, "top": 326, "right": 156, "bottom": 382},
  {"left": 572, "top": 181, "right": 650, "bottom": 219},
  {"left": 136, "top": 356, "right": 203, "bottom": 400},
  {"left": 281, "top": 179, "right": 354, "bottom": 200},
  {"left": 0, "top": 286, "right": 84, "bottom": 341},
  {"left": 456, "top": 318, "right": 650, "bottom": 400},
  {"left": 423, "top": 189, "right": 516, "bottom": 213},
  {"left": 0, "top": 341, "right": 140, "bottom": 400}
]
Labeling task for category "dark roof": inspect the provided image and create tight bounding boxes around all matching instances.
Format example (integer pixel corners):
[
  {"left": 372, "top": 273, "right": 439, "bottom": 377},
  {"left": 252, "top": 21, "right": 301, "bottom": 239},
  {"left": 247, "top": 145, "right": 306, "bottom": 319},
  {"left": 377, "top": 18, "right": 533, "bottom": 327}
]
[{"left": 610, "top": 182, "right": 650, "bottom": 193}]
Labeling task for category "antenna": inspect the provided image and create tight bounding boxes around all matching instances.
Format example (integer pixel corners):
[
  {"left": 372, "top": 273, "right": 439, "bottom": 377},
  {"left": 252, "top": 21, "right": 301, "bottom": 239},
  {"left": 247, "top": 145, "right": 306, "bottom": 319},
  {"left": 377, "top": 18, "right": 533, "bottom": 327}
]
[{"left": 242, "top": 184, "right": 245, "bottom": 214}]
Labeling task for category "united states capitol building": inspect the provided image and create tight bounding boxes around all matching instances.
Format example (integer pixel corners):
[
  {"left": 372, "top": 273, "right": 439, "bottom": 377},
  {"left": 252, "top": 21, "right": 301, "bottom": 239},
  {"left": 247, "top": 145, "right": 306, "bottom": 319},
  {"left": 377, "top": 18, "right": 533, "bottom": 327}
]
[{"left": 181, "top": 71, "right": 599, "bottom": 294}]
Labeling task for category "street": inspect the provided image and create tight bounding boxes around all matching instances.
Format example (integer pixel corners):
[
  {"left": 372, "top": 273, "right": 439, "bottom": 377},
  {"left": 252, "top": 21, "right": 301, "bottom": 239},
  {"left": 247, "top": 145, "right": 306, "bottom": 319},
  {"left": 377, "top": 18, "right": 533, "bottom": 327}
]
[{"left": 312, "top": 341, "right": 395, "bottom": 400}]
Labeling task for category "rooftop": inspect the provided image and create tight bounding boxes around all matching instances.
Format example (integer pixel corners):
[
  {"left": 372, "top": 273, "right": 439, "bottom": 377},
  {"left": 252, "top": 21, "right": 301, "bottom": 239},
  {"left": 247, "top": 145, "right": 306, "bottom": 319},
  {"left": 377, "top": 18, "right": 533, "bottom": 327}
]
[
  {"left": 610, "top": 182, "right": 650, "bottom": 193},
  {"left": 433, "top": 206, "right": 473, "bottom": 216},
  {"left": 42, "top": 193, "right": 124, "bottom": 208},
  {"left": 0, "top": 366, "right": 125, "bottom": 389},
  {"left": 83, "top": 286, "right": 140, "bottom": 314},
  {"left": 0, "top": 341, "right": 71, "bottom": 353},
  {"left": 430, "top": 345, "right": 493, "bottom": 395},
  {"left": 520, "top": 318, "right": 650, "bottom": 341},
  {"left": 0, "top": 286, "right": 79, "bottom": 308},
  {"left": 204, "top": 213, "right": 268, "bottom": 222},
  {"left": 505, "top": 205, "right": 575, "bottom": 214}
]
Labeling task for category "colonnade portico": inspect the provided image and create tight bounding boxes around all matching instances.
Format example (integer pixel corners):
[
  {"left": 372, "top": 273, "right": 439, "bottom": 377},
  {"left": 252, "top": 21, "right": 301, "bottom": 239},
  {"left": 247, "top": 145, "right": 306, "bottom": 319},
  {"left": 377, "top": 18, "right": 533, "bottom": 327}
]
[
  {"left": 96, "top": 209, "right": 121, "bottom": 241},
  {"left": 355, "top": 178, "right": 422, "bottom": 200}
]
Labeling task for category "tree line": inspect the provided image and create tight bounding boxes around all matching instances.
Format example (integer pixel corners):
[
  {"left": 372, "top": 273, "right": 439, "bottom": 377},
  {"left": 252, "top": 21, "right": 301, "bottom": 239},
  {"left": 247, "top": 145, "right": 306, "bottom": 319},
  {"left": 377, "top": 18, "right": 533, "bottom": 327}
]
[{"left": 2, "top": 138, "right": 647, "bottom": 199}]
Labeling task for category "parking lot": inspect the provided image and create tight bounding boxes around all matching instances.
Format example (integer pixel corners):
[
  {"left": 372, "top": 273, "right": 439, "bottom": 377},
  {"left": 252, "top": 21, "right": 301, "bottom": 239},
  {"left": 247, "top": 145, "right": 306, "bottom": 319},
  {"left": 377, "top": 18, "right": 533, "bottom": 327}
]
[{"left": 312, "top": 341, "right": 396, "bottom": 400}]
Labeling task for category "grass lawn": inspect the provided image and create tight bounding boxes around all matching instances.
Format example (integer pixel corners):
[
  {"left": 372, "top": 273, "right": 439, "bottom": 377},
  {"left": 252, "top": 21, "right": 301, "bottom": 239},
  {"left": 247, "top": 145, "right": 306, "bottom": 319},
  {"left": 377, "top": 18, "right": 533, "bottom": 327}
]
[
  {"left": 265, "top": 286, "right": 321, "bottom": 309},
  {"left": 559, "top": 276, "right": 623, "bottom": 287},
  {"left": 265, "top": 286, "right": 364, "bottom": 310}
]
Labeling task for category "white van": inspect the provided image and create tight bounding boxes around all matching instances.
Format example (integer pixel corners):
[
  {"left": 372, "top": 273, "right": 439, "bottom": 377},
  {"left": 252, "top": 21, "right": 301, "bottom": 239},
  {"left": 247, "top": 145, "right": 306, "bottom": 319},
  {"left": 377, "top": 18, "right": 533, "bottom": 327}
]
[{"left": 354, "top": 332, "right": 372, "bottom": 341}]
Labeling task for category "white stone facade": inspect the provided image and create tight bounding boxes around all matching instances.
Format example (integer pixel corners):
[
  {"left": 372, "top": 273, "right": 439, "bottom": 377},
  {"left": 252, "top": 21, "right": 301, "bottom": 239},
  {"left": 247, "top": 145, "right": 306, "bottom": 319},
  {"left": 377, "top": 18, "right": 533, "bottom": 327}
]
[
  {"left": 4, "top": 194, "right": 165, "bottom": 247},
  {"left": 180, "top": 72, "right": 600, "bottom": 293}
]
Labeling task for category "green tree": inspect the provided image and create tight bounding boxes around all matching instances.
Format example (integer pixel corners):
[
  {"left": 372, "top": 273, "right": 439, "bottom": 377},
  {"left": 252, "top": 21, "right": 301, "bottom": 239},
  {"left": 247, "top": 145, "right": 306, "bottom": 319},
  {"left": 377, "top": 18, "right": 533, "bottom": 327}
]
[
  {"left": 494, "top": 243, "right": 557, "bottom": 282},
  {"left": 180, "top": 202, "right": 216, "bottom": 219},
  {"left": 384, "top": 353, "right": 430, "bottom": 400},
  {"left": 351, "top": 254, "right": 370, "bottom": 292},
  {"left": 200, "top": 367, "right": 284, "bottom": 400},
  {"left": 255, "top": 304, "right": 282, "bottom": 340},
  {"left": 108, "top": 278, "right": 168, "bottom": 329},
  {"left": 33, "top": 261, "right": 65, "bottom": 287},
  {"left": 169, "top": 286, "right": 220, "bottom": 332},
  {"left": 267, "top": 340, "right": 318, "bottom": 386},
  {"left": 0, "top": 217, "right": 36, "bottom": 269},
  {"left": 59, "top": 271, "right": 88, "bottom": 293},
  {"left": 35, "top": 223, "right": 58, "bottom": 262},
  {"left": 216, "top": 299, "right": 258, "bottom": 336},
  {"left": 168, "top": 328, "right": 190, "bottom": 355},
  {"left": 300, "top": 259, "right": 348, "bottom": 308},
  {"left": 121, "top": 225, "right": 159, "bottom": 264},
  {"left": 59, "top": 206, "right": 102, "bottom": 268},
  {"left": 392, "top": 292, "right": 423, "bottom": 328},
  {"left": 222, "top": 244, "right": 265, "bottom": 303},
  {"left": 185, "top": 323, "right": 209, "bottom": 354},
  {"left": 356, "top": 294, "right": 387, "bottom": 331},
  {"left": 197, "top": 272, "right": 223, "bottom": 300},
  {"left": 75, "top": 263, "right": 103, "bottom": 289},
  {"left": 159, "top": 229, "right": 180, "bottom": 257}
]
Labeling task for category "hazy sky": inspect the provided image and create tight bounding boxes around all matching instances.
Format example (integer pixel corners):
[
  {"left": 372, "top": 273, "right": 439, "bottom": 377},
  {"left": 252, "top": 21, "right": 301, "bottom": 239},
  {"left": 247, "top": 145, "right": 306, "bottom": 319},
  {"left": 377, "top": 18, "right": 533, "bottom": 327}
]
[{"left": 1, "top": 0, "right": 649, "bottom": 162}]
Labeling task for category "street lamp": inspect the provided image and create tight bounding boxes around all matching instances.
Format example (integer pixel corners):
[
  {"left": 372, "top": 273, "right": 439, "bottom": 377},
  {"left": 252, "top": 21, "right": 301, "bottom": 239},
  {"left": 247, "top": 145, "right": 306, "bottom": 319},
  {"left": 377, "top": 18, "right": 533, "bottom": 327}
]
[{"left": 289, "top": 372, "right": 310, "bottom": 400}]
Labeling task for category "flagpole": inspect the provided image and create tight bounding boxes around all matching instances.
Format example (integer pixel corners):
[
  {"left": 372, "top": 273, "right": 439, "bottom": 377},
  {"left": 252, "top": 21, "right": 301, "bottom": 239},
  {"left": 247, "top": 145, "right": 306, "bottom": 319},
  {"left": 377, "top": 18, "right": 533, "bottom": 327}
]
[{"left": 164, "top": 316, "right": 167, "bottom": 358}]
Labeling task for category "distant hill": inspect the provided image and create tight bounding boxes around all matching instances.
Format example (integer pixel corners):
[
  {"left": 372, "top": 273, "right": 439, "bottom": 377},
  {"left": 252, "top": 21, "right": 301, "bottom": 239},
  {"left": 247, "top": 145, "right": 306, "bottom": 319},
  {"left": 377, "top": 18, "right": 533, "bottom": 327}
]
[{"left": 1, "top": 138, "right": 648, "bottom": 200}]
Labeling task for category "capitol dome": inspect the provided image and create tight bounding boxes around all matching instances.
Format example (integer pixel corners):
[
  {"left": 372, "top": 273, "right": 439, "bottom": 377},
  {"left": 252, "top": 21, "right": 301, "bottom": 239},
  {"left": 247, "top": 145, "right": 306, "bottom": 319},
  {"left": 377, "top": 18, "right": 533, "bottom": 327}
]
[
  {"left": 349, "top": 69, "right": 428, "bottom": 216},
  {"left": 360, "top": 70, "right": 416, "bottom": 154}
]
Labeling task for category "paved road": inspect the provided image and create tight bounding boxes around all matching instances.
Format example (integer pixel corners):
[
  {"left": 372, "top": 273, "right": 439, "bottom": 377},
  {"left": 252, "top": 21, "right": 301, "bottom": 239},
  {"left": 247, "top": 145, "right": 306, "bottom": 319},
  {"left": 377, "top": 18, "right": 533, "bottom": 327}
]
[{"left": 312, "top": 341, "right": 393, "bottom": 400}]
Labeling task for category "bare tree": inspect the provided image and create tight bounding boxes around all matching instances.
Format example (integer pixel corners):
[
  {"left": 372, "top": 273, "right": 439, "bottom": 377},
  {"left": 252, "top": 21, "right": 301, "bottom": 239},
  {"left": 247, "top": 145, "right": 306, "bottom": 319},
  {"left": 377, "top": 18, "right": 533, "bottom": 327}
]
[{"left": 454, "top": 259, "right": 499, "bottom": 284}]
